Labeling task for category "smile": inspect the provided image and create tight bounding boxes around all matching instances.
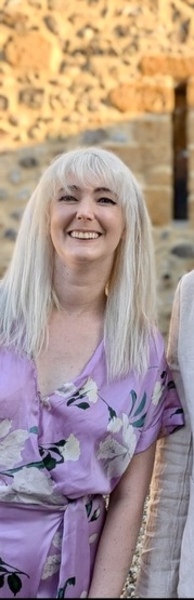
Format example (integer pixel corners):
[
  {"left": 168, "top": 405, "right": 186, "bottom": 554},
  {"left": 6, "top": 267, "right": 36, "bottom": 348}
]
[{"left": 69, "top": 231, "right": 100, "bottom": 239}]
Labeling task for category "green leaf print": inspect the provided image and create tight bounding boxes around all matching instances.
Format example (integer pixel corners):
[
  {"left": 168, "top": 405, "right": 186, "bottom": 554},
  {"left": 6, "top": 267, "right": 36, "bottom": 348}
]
[
  {"left": 86, "top": 498, "right": 93, "bottom": 518},
  {"left": 133, "top": 392, "right": 147, "bottom": 417},
  {"left": 108, "top": 406, "right": 117, "bottom": 420},
  {"left": 85, "top": 498, "right": 101, "bottom": 522},
  {"left": 67, "top": 398, "right": 90, "bottom": 409},
  {"left": 174, "top": 407, "right": 184, "bottom": 415},
  {"left": 168, "top": 380, "right": 176, "bottom": 390},
  {"left": 57, "top": 576, "right": 76, "bottom": 598},
  {"left": 0, "top": 558, "right": 29, "bottom": 597},
  {"left": 7, "top": 573, "right": 22, "bottom": 596},
  {"left": 129, "top": 390, "right": 137, "bottom": 412},
  {"left": 133, "top": 413, "right": 147, "bottom": 428},
  {"left": 66, "top": 391, "right": 85, "bottom": 407},
  {"left": 90, "top": 507, "right": 100, "bottom": 521},
  {"left": 40, "top": 452, "right": 57, "bottom": 471},
  {"left": 76, "top": 401, "right": 90, "bottom": 409}
]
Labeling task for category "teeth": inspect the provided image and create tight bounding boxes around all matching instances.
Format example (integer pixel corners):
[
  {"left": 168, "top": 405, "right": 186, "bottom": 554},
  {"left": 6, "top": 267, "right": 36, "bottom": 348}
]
[{"left": 70, "top": 231, "right": 99, "bottom": 239}]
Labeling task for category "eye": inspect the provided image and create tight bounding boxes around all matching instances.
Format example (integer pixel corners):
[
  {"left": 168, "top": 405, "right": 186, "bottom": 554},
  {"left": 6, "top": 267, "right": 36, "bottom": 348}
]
[
  {"left": 97, "top": 197, "right": 116, "bottom": 205},
  {"left": 58, "top": 194, "right": 78, "bottom": 202}
]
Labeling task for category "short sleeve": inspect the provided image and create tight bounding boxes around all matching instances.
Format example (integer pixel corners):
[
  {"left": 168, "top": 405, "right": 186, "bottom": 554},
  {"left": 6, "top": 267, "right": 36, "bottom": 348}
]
[{"left": 135, "top": 331, "right": 185, "bottom": 454}]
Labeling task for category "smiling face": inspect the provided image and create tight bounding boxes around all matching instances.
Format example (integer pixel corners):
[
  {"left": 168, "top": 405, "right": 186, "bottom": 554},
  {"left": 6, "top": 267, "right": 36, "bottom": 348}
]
[{"left": 49, "top": 179, "right": 125, "bottom": 273}]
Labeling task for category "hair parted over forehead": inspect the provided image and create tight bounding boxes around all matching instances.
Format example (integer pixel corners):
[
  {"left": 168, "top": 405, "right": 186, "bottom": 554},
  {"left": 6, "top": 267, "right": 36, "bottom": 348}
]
[{"left": 0, "top": 145, "right": 157, "bottom": 380}]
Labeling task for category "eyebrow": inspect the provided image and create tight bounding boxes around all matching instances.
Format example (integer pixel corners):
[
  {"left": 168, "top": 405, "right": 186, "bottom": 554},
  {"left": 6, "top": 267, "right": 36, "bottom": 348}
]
[
  {"left": 66, "top": 185, "right": 117, "bottom": 197},
  {"left": 57, "top": 185, "right": 118, "bottom": 202}
]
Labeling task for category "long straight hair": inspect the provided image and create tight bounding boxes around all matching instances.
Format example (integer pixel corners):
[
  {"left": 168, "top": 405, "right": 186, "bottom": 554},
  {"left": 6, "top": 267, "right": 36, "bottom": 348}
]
[{"left": 0, "top": 146, "right": 157, "bottom": 379}]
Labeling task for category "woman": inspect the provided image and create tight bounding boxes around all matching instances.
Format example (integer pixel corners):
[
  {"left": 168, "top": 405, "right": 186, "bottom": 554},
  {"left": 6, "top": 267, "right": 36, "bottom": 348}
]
[
  {"left": 136, "top": 270, "right": 194, "bottom": 599},
  {"left": 0, "top": 147, "right": 184, "bottom": 598}
]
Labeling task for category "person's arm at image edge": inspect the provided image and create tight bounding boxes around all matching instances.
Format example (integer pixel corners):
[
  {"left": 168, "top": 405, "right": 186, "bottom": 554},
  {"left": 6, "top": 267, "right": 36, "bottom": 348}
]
[
  {"left": 88, "top": 442, "right": 156, "bottom": 599},
  {"left": 136, "top": 282, "right": 192, "bottom": 598}
]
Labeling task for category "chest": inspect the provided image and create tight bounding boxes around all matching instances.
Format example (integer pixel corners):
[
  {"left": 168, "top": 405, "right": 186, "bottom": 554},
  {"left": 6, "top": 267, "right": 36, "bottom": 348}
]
[{"left": 35, "top": 315, "right": 103, "bottom": 397}]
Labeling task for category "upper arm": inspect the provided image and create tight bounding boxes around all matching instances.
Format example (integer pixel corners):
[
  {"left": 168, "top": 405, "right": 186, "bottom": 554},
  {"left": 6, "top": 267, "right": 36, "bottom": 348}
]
[{"left": 110, "top": 442, "right": 156, "bottom": 510}]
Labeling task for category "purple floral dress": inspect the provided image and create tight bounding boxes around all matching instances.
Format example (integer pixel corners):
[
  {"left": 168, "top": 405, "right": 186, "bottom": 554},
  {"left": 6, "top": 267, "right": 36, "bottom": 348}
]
[{"left": 0, "top": 330, "right": 184, "bottom": 598}]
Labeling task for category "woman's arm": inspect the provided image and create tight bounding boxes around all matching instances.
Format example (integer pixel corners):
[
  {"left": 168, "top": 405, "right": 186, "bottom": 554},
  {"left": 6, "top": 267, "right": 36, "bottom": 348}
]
[{"left": 88, "top": 441, "right": 156, "bottom": 598}]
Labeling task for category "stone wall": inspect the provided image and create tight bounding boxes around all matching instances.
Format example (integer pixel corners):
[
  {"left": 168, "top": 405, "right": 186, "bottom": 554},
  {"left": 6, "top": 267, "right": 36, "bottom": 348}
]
[
  {"left": 1, "top": 0, "right": 194, "bottom": 145},
  {"left": 1, "top": 135, "right": 194, "bottom": 345},
  {"left": 1, "top": 0, "right": 194, "bottom": 226}
]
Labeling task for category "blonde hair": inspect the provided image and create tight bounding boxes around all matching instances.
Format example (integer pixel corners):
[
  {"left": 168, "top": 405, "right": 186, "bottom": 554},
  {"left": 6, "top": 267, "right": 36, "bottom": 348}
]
[{"left": 0, "top": 146, "right": 157, "bottom": 379}]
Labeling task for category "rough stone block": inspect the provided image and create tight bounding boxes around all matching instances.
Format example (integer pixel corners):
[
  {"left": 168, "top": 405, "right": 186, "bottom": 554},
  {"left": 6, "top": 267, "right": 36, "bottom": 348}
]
[
  {"left": 5, "top": 32, "right": 52, "bottom": 71},
  {"left": 145, "top": 166, "right": 172, "bottom": 186},
  {"left": 108, "top": 78, "right": 174, "bottom": 113},
  {"left": 140, "top": 55, "right": 194, "bottom": 79},
  {"left": 103, "top": 143, "right": 172, "bottom": 175},
  {"left": 131, "top": 114, "right": 172, "bottom": 145},
  {"left": 102, "top": 143, "right": 143, "bottom": 173},
  {"left": 143, "top": 186, "right": 172, "bottom": 225}
]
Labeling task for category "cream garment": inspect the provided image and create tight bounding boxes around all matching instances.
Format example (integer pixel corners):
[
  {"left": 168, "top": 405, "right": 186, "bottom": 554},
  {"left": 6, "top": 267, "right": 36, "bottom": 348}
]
[{"left": 136, "top": 269, "right": 194, "bottom": 598}]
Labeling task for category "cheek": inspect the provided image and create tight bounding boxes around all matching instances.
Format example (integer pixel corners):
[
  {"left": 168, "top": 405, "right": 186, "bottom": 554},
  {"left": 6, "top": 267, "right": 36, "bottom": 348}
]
[
  {"left": 114, "top": 215, "right": 126, "bottom": 240},
  {"left": 115, "top": 208, "right": 125, "bottom": 234},
  {"left": 49, "top": 208, "right": 62, "bottom": 233},
  {"left": 49, "top": 215, "right": 60, "bottom": 248},
  {"left": 49, "top": 219, "right": 55, "bottom": 242},
  {"left": 120, "top": 226, "right": 126, "bottom": 240}
]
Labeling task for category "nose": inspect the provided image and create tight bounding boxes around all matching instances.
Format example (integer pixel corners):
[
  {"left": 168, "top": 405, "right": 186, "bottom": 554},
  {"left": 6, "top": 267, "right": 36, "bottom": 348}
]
[{"left": 76, "top": 198, "right": 94, "bottom": 221}]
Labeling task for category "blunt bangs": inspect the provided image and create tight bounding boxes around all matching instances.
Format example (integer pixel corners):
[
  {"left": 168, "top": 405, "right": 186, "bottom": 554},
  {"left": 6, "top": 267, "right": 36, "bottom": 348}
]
[{"left": 47, "top": 147, "right": 130, "bottom": 204}]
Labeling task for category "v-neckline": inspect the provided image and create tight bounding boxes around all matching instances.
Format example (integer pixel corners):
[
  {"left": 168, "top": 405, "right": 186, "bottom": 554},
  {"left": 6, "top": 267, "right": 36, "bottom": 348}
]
[{"left": 31, "top": 339, "right": 104, "bottom": 402}]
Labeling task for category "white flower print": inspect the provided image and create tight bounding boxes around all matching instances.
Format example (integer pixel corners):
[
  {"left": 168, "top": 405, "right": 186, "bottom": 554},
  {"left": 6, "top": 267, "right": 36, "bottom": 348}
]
[
  {"left": 0, "top": 426, "right": 29, "bottom": 468},
  {"left": 98, "top": 413, "right": 136, "bottom": 479},
  {"left": 89, "top": 533, "right": 98, "bottom": 544},
  {"left": 52, "top": 531, "right": 62, "bottom": 549},
  {"left": 0, "top": 418, "right": 12, "bottom": 438},
  {"left": 0, "top": 476, "right": 12, "bottom": 496},
  {"left": 60, "top": 433, "right": 80, "bottom": 461},
  {"left": 80, "top": 592, "right": 88, "bottom": 599},
  {"left": 0, "top": 486, "right": 15, "bottom": 501},
  {"left": 41, "top": 555, "right": 60, "bottom": 579},
  {"left": 152, "top": 380, "right": 163, "bottom": 406},
  {"left": 12, "top": 467, "right": 55, "bottom": 496},
  {"left": 82, "top": 378, "right": 98, "bottom": 403},
  {"left": 55, "top": 382, "right": 77, "bottom": 398},
  {"left": 107, "top": 416, "right": 122, "bottom": 433}
]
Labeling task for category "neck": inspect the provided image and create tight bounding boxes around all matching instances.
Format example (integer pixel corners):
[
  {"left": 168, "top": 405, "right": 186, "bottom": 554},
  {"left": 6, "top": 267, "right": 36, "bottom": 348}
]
[{"left": 52, "top": 262, "right": 108, "bottom": 316}]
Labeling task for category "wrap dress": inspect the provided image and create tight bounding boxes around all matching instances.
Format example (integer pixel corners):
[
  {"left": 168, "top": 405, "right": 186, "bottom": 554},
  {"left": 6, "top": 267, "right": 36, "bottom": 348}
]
[{"left": 0, "top": 329, "right": 184, "bottom": 598}]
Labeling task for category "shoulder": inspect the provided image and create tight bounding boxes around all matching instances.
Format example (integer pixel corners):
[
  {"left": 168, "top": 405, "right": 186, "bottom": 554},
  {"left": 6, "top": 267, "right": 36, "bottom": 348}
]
[
  {"left": 178, "top": 269, "right": 194, "bottom": 295},
  {"left": 178, "top": 270, "right": 194, "bottom": 314}
]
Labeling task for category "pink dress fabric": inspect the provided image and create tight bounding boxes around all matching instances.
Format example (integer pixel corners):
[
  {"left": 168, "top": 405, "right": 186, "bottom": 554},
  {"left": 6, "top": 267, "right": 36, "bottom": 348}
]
[{"left": 0, "top": 329, "right": 184, "bottom": 598}]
